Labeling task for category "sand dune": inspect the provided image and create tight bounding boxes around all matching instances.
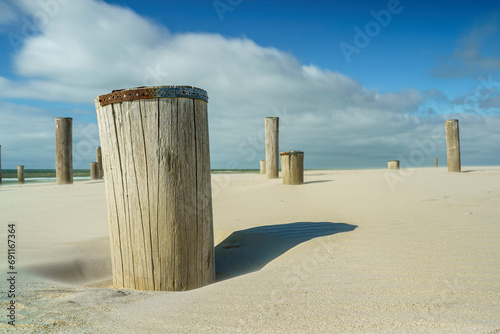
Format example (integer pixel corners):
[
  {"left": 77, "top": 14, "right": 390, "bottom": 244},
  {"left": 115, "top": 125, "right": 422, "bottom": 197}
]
[{"left": 1, "top": 167, "right": 499, "bottom": 333}]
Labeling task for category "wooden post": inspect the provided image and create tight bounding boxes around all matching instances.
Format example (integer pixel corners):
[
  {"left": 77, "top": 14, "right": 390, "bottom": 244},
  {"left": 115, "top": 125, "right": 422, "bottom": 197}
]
[
  {"left": 280, "top": 151, "right": 304, "bottom": 185},
  {"left": 0, "top": 145, "right": 2, "bottom": 185},
  {"left": 388, "top": 160, "right": 400, "bottom": 170},
  {"left": 90, "top": 162, "right": 99, "bottom": 180},
  {"left": 17, "top": 165, "right": 24, "bottom": 184},
  {"left": 265, "top": 117, "right": 279, "bottom": 178},
  {"left": 435, "top": 158, "right": 438, "bottom": 167},
  {"left": 95, "top": 85, "right": 215, "bottom": 291},
  {"left": 445, "top": 119, "right": 461, "bottom": 172},
  {"left": 260, "top": 160, "right": 266, "bottom": 174},
  {"left": 55, "top": 117, "right": 73, "bottom": 184},
  {"left": 96, "top": 147, "right": 103, "bottom": 179}
]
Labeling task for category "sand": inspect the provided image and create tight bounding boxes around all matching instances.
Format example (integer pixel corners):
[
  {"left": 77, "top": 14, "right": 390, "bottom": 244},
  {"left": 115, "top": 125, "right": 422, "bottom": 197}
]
[{"left": 1, "top": 167, "right": 499, "bottom": 333}]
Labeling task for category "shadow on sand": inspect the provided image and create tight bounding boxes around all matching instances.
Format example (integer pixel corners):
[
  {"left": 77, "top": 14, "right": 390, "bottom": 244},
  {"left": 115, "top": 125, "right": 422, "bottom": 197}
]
[
  {"left": 215, "top": 222, "right": 357, "bottom": 281},
  {"left": 304, "top": 180, "right": 333, "bottom": 184}
]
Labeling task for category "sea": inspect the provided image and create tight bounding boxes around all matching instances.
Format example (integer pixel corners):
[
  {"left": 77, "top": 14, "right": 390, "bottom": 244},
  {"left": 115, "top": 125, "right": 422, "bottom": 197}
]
[{"left": 0, "top": 169, "right": 260, "bottom": 185}]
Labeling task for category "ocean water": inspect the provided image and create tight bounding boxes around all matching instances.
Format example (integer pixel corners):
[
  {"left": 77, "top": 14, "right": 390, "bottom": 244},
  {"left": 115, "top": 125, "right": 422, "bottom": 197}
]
[
  {"left": 0, "top": 169, "right": 91, "bottom": 185},
  {"left": 0, "top": 169, "right": 259, "bottom": 185}
]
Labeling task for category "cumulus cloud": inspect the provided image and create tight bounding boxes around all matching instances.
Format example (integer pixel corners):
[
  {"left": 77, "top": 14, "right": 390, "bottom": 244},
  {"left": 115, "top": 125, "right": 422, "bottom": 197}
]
[
  {"left": 0, "top": 101, "right": 100, "bottom": 169},
  {"left": 0, "top": 0, "right": 499, "bottom": 169},
  {"left": 431, "top": 23, "right": 500, "bottom": 78}
]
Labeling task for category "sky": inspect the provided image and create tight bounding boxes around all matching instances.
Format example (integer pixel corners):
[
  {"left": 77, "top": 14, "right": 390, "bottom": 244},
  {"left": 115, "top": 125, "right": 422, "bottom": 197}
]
[{"left": 0, "top": 0, "right": 499, "bottom": 169}]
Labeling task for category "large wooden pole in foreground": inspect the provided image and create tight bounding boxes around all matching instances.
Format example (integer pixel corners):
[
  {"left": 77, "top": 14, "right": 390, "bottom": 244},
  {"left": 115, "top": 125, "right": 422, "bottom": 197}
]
[
  {"left": 445, "top": 119, "right": 461, "bottom": 172},
  {"left": 280, "top": 151, "right": 304, "bottom": 185},
  {"left": 265, "top": 117, "right": 279, "bottom": 178},
  {"left": 17, "top": 165, "right": 24, "bottom": 184},
  {"left": 55, "top": 117, "right": 73, "bottom": 184},
  {"left": 95, "top": 85, "right": 215, "bottom": 291}
]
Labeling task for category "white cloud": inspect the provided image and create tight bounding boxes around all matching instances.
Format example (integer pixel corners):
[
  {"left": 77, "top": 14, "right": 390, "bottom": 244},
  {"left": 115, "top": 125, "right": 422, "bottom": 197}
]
[
  {"left": 432, "top": 23, "right": 500, "bottom": 78},
  {"left": 0, "top": 101, "right": 99, "bottom": 169},
  {"left": 0, "top": 0, "right": 499, "bottom": 169}
]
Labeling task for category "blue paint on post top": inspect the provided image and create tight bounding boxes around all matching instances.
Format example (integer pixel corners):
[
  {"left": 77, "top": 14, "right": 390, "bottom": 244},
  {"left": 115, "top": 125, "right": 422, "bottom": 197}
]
[{"left": 98, "top": 85, "right": 208, "bottom": 106}]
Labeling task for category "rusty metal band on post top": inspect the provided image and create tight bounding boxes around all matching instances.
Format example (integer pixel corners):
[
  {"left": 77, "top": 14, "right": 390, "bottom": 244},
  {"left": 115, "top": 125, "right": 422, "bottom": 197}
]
[
  {"left": 98, "top": 86, "right": 208, "bottom": 106},
  {"left": 280, "top": 151, "right": 304, "bottom": 156}
]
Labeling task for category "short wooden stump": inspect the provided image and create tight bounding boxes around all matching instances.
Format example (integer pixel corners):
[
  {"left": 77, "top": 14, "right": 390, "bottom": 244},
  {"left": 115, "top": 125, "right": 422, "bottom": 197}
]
[
  {"left": 260, "top": 160, "right": 266, "bottom": 174},
  {"left": 95, "top": 85, "right": 215, "bottom": 291},
  {"left": 17, "top": 165, "right": 24, "bottom": 184},
  {"left": 280, "top": 151, "right": 304, "bottom": 185},
  {"left": 388, "top": 160, "right": 400, "bottom": 170},
  {"left": 90, "top": 162, "right": 99, "bottom": 180}
]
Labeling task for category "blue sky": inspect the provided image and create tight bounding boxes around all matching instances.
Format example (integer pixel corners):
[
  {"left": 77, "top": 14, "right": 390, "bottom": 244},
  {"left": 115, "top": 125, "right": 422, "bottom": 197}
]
[{"left": 0, "top": 0, "right": 499, "bottom": 169}]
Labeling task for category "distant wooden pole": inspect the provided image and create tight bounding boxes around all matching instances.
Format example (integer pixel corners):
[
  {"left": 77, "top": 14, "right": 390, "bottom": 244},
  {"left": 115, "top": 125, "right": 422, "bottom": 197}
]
[
  {"left": 260, "top": 160, "right": 266, "bottom": 174},
  {"left": 90, "top": 162, "right": 99, "bottom": 180},
  {"left": 55, "top": 117, "right": 73, "bottom": 184},
  {"left": 96, "top": 147, "right": 103, "bottom": 179},
  {"left": 0, "top": 145, "right": 2, "bottom": 185},
  {"left": 435, "top": 158, "right": 438, "bottom": 167},
  {"left": 280, "top": 151, "right": 304, "bottom": 185},
  {"left": 388, "top": 160, "right": 400, "bottom": 170},
  {"left": 445, "top": 119, "right": 461, "bottom": 172},
  {"left": 265, "top": 117, "right": 279, "bottom": 178},
  {"left": 95, "top": 85, "right": 215, "bottom": 291},
  {"left": 17, "top": 165, "right": 24, "bottom": 184}
]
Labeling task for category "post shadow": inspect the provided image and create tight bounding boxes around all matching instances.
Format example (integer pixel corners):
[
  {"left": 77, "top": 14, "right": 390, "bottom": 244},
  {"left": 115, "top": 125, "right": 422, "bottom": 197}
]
[
  {"left": 304, "top": 180, "right": 333, "bottom": 185},
  {"left": 215, "top": 222, "right": 357, "bottom": 281}
]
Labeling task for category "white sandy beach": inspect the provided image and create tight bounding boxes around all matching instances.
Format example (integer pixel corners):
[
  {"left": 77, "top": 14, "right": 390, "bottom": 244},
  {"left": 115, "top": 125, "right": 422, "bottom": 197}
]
[{"left": 1, "top": 167, "right": 500, "bottom": 333}]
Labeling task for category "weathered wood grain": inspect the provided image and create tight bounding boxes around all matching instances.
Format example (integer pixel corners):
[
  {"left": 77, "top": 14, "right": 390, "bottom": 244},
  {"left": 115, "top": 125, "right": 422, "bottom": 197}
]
[
  {"left": 445, "top": 119, "right": 461, "bottom": 172},
  {"left": 388, "top": 160, "right": 400, "bottom": 170},
  {"left": 260, "top": 160, "right": 266, "bottom": 175},
  {"left": 96, "top": 91, "right": 214, "bottom": 291},
  {"left": 17, "top": 165, "right": 24, "bottom": 184},
  {"left": 280, "top": 151, "right": 304, "bottom": 185},
  {"left": 55, "top": 117, "right": 73, "bottom": 185},
  {"left": 140, "top": 98, "right": 161, "bottom": 290},
  {"left": 194, "top": 99, "right": 215, "bottom": 286},
  {"left": 96, "top": 147, "right": 103, "bottom": 179},
  {"left": 95, "top": 98, "right": 124, "bottom": 287},
  {"left": 265, "top": 117, "right": 279, "bottom": 178},
  {"left": 90, "top": 162, "right": 99, "bottom": 180}
]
